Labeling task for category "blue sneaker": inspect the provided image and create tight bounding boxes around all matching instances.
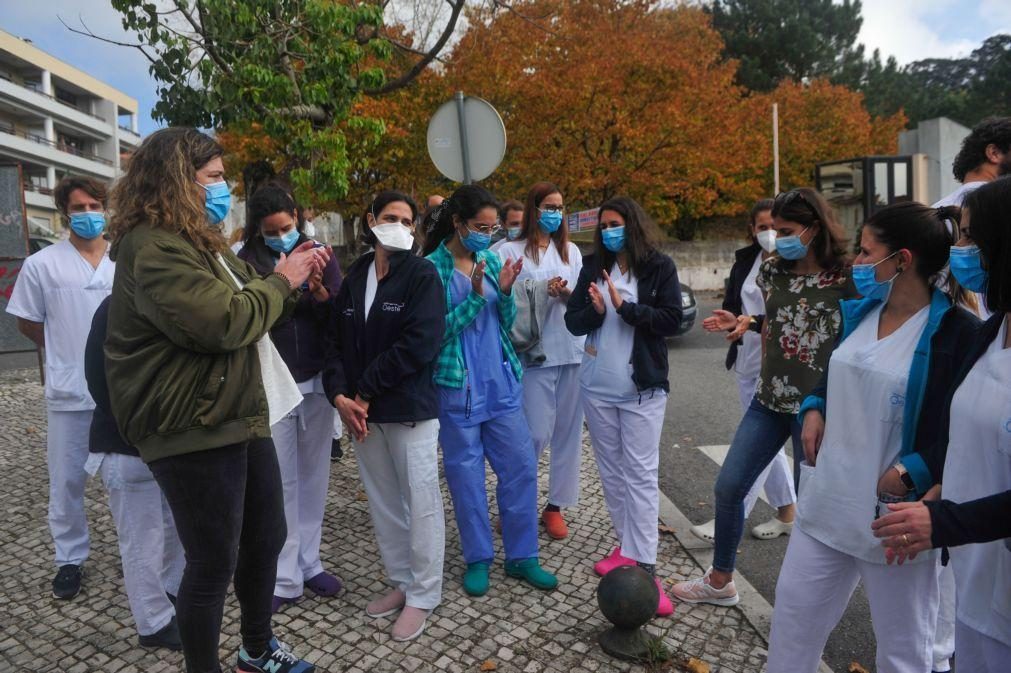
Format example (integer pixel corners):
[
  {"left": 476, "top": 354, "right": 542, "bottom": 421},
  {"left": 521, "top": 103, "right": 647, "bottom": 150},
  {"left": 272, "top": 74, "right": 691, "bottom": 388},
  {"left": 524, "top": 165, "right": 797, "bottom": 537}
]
[{"left": 236, "top": 638, "right": 315, "bottom": 673}]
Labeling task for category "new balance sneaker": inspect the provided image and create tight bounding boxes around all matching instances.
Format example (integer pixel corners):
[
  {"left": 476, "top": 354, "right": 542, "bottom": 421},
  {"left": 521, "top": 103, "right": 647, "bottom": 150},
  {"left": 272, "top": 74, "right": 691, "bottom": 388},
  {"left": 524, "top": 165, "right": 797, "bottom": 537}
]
[
  {"left": 670, "top": 567, "right": 739, "bottom": 607},
  {"left": 52, "top": 564, "right": 84, "bottom": 600},
  {"left": 138, "top": 616, "right": 182, "bottom": 651},
  {"left": 751, "top": 517, "right": 793, "bottom": 540},
  {"left": 236, "top": 638, "right": 315, "bottom": 673}
]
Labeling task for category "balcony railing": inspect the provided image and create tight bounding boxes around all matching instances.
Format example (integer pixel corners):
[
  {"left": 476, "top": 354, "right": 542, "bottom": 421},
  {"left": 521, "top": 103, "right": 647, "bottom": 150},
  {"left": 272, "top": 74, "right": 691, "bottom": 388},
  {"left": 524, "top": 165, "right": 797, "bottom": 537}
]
[
  {"left": 0, "top": 125, "right": 114, "bottom": 166},
  {"left": 0, "top": 72, "right": 108, "bottom": 122},
  {"left": 118, "top": 124, "right": 139, "bottom": 135},
  {"left": 23, "top": 183, "right": 54, "bottom": 195}
]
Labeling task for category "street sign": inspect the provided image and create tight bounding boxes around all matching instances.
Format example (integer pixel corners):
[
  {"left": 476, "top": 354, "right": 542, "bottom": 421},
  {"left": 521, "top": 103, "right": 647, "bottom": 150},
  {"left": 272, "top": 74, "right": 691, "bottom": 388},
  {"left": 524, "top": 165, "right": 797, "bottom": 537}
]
[{"left": 427, "top": 92, "right": 506, "bottom": 184}]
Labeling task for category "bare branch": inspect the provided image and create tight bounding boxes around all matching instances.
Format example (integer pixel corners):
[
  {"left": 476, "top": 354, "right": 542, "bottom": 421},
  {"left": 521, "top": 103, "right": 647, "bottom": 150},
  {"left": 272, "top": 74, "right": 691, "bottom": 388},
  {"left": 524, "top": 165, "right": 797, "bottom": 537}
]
[
  {"left": 491, "top": 0, "right": 559, "bottom": 37},
  {"left": 385, "top": 36, "right": 448, "bottom": 63},
  {"left": 180, "top": 0, "right": 233, "bottom": 75},
  {"left": 59, "top": 15, "right": 158, "bottom": 65},
  {"left": 366, "top": 0, "right": 465, "bottom": 95},
  {"left": 274, "top": 105, "right": 328, "bottom": 123}
]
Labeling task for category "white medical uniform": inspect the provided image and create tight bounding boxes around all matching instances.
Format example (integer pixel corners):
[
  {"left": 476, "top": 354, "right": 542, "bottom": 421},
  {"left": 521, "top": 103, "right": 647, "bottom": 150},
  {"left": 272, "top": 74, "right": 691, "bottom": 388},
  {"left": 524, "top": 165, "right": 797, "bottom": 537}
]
[
  {"left": 499, "top": 240, "right": 585, "bottom": 508},
  {"left": 769, "top": 306, "right": 939, "bottom": 673},
  {"left": 735, "top": 253, "right": 795, "bottom": 515},
  {"left": 6, "top": 240, "right": 114, "bottom": 566},
  {"left": 580, "top": 264, "right": 666, "bottom": 565},
  {"left": 942, "top": 317, "right": 1011, "bottom": 670}
]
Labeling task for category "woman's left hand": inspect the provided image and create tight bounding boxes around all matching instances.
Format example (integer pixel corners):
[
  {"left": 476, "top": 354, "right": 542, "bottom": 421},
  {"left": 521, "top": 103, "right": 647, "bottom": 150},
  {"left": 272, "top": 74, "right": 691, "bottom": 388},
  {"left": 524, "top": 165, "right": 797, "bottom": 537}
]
[
  {"left": 876, "top": 466, "right": 910, "bottom": 498},
  {"left": 602, "top": 270, "right": 623, "bottom": 310},
  {"left": 871, "top": 501, "right": 933, "bottom": 565},
  {"left": 308, "top": 272, "right": 328, "bottom": 301},
  {"left": 499, "top": 257, "right": 523, "bottom": 295}
]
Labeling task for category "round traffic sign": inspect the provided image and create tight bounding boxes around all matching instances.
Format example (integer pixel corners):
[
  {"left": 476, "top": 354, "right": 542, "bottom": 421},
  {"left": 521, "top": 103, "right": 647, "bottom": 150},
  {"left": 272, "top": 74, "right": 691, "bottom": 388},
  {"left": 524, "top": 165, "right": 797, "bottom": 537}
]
[{"left": 427, "top": 93, "right": 506, "bottom": 183}]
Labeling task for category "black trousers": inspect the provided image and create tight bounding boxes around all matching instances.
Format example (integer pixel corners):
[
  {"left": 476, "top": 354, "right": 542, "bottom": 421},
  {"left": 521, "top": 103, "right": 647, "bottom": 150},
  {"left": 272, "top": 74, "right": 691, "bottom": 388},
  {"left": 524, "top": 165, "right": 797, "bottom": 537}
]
[{"left": 150, "top": 439, "right": 286, "bottom": 673}]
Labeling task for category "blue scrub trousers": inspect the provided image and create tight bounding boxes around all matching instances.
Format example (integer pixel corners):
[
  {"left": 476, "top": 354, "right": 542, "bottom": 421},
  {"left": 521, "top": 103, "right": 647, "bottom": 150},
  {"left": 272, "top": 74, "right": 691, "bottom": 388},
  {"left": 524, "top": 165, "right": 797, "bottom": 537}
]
[{"left": 439, "top": 408, "right": 539, "bottom": 565}]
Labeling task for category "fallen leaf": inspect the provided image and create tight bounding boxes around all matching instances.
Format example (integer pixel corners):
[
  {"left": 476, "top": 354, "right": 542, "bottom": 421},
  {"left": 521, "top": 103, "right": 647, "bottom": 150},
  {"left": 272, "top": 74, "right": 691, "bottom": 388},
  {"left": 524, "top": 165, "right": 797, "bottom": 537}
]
[
  {"left": 684, "top": 657, "right": 710, "bottom": 673},
  {"left": 480, "top": 661, "right": 497, "bottom": 671},
  {"left": 25, "top": 426, "right": 36, "bottom": 434},
  {"left": 696, "top": 502, "right": 708, "bottom": 507},
  {"left": 848, "top": 663, "right": 870, "bottom": 673},
  {"left": 355, "top": 490, "right": 368, "bottom": 502},
  {"left": 658, "top": 524, "right": 677, "bottom": 535}
]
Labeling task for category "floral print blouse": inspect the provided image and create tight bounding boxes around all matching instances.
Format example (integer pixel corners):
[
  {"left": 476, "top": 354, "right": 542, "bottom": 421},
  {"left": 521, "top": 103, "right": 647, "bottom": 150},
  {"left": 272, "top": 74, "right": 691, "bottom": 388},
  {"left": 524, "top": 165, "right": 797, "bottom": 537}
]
[{"left": 755, "top": 259, "right": 854, "bottom": 414}]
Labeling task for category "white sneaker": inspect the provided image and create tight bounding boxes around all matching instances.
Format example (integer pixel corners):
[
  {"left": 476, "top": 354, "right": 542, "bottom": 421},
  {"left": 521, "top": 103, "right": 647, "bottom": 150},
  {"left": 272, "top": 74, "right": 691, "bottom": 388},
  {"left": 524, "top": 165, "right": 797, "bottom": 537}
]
[
  {"left": 751, "top": 517, "right": 793, "bottom": 540},
  {"left": 689, "top": 519, "right": 716, "bottom": 544},
  {"left": 671, "top": 567, "right": 739, "bottom": 607}
]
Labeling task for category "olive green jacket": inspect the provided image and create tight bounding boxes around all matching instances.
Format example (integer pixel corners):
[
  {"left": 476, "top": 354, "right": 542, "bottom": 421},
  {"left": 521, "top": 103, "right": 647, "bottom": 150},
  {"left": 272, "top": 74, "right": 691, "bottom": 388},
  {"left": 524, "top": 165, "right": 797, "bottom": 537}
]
[{"left": 105, "top": 224, "right": 296, "bottom": 463}]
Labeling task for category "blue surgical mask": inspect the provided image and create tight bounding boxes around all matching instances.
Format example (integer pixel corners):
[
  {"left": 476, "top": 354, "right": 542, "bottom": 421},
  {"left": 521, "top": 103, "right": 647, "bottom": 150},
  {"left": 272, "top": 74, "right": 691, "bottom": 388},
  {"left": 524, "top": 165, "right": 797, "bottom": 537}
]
[
  {"left": 505, "top": 226, "right": 522, "bottom": 241},
  {"left": 538, "top": 209, "right": 563, "bottom": 234},
  {"left": 69, "top": 211, "right": 105, "bottom": 239},
  {"left": 852, "top": 251, "right": 900, "bottom": 302},
  {"left": 601, "top": 226, "right": 626, "bottom": 253},
  {"left": 775, "top": 227, "right": 810, "bottom": 260},
  {"left": 199, "top": 180, "right": 231, "bottom": 225},
  {"left": 461, "top": 228, "right": 491, "bottom": 253},
  {"left": 949, "top": 245, "right": 988, "bottom": 293},
  {"left": 264, "top": 228, "right": 300, "bottom": 254}
]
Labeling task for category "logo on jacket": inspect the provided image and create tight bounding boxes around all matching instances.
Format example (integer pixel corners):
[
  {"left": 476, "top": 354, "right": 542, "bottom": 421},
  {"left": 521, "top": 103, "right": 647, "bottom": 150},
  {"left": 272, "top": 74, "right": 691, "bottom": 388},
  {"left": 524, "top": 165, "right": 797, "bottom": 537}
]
[
  {"left": 889, "top": 393, "right": 904, "bottom": 406},
  {"left": 382, "top": 302, "right": 404, "bottom": 313},
  {"left": 342, "top": 308, "right": 354, "bottom": 317}
]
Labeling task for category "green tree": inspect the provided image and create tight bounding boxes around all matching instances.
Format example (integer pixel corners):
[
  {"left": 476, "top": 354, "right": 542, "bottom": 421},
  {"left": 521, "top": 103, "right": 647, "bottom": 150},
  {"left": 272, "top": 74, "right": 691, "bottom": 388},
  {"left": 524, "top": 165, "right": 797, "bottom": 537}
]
[
  {"left": 708, "top": 0, "right": 865, "bottom": 92},
  {"left": 88, "top": 0, "right": 463, "bottom": 207}
]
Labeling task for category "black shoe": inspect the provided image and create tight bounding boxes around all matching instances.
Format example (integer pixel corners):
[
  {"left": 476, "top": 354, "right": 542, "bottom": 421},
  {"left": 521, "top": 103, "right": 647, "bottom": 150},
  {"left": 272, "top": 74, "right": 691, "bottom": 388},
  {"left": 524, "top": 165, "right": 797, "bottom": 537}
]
[
  {"left": 330, "top": 438, "right": 343, "bottom": 462},
  {"left": 138, "top": 616, "right": 182, "bottom": 651},
  {"left": 52, "top": 564, "right": 84, "bottom": 600}
]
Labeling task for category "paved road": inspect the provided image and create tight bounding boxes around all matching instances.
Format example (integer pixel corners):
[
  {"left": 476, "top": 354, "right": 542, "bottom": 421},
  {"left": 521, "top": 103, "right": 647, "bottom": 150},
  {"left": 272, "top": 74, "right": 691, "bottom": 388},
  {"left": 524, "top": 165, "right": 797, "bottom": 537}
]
[{"left": 660, "top": 292, "right": 877, "bottom": 673}]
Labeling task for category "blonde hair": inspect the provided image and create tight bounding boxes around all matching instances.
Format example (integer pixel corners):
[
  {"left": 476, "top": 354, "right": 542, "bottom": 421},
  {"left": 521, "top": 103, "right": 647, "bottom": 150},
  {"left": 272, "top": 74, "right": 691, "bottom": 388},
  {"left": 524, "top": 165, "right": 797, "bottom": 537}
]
[{"left": 109, "top": 127, "right": 226, "bottom": 253}]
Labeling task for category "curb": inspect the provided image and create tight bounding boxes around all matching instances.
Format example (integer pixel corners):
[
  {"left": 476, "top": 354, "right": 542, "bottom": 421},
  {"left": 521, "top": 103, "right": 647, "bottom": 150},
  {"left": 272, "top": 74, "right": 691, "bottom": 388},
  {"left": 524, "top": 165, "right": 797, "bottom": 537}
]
[{"left": 657, "top": 489, "right": 835, "bottom": 673}]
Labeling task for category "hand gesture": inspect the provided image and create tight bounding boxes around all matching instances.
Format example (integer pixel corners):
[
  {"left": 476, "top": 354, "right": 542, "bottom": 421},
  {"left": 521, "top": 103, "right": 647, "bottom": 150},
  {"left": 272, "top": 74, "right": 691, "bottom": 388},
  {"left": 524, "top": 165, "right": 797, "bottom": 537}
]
[
  {"left": 547, "top": 276, "right": 571, "bottom": 300},
  {"left": 871, "top": 501, "right": 933, "bottom": 565},
  {"left": 307, "top": 271, "right": 328, "bottom": 301},
  {"left": 801, "top": 410, "right": 825, "bottom": 466},
  {"left": 334, "top": 394, "right": 369, "bottom": 443},
  {"left": 702, "top": 309, "right": 737, "bottom": 333},
  {"left": 876, "top": 467, "right": 909, "bottom": 499},
  {"left": 588, "top": 282, "right": 605, "bottom": 315},
  {"left": 602, "top": 270, "right": 623, "bottom": 310},
  {"left": 725, "top": 314, "right": 753, "bottom": 342},
  {"left": 499, "top": 257, "right": 523, "bottom": 295},
  {"left": 275, "top": 241, "right": 329, "bottom": 289},
  {"left": 471, "top": 260, "right": 486, "bottom": 296}
]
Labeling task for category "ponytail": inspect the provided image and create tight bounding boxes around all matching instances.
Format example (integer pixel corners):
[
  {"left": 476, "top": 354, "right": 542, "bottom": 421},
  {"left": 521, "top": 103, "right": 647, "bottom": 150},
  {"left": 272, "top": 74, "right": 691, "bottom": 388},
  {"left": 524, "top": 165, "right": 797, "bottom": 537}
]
[{"left": 421, "top": 184, "right": 499, "bottom": 256}]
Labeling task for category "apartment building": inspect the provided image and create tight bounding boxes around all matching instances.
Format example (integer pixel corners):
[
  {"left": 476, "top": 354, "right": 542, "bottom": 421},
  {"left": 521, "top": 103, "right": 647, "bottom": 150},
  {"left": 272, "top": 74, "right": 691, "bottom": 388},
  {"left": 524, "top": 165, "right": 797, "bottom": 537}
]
[{"left": 0, "top": 29, "right": 141, "bottom": 237}]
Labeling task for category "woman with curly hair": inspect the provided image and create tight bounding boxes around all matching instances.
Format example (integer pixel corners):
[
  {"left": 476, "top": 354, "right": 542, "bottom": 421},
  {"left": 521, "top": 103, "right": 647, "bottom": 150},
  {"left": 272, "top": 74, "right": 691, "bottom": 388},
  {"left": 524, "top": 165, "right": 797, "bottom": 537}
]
[{"left": 104, "top": 127, "right": 327, "bottom": 673}]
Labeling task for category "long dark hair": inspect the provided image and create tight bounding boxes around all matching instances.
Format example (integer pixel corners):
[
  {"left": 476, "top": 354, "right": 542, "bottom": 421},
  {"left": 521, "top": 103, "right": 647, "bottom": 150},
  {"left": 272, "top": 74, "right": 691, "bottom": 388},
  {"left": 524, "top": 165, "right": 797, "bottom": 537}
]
[
  {"left": 421, "top": 184, "right": 499, "bottom": 256},
  {"left": 963, "top": 177, "right": 1011, "bottom": 313},
  {"left": 360, "top": 190, "right": 418, "bottom": 248},
  {"left": 862, "top": 202, "right": 959, "bottom": 285},
  {"left": 771, "top": 188, "right": 848, "bottom": 271},
  {"left": 520, "top": 181, "right": 570, "bottom": 264},
  {"left": 244, "top": 183, "right": 299, "bottom": 243},
  {"left": 593, "top": 197, "right": 659, "bottom": 279}
]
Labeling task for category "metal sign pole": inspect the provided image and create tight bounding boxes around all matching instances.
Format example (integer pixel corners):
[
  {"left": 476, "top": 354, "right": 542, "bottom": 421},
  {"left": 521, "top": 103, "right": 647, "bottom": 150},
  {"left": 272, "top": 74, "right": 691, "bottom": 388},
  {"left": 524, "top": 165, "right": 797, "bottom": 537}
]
[
  {"left": 455, "top": 91, "right": 472, "bottom": 185},
  {"left": 772, "top": 103, "right": 780, "bottom": 195}
]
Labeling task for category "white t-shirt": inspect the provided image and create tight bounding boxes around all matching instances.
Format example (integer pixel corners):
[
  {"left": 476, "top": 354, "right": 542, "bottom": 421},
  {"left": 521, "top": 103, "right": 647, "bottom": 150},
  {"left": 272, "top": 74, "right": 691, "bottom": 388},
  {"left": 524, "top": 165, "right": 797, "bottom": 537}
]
[
  {"left": 579, "top": 263, "right": 639, "bottom": 403},
  {"left": 6, "top": 240, "right": 114, "bottom": 411},
  {"left": 734, "top": 254, "right": 765, "bottom": 381},
  {"left": 797, "top": 304, "right": 933, "bottom": 563},
  {"left": 364, "top": 260, "right": 378, "bottom": 318},
  {"left": 498, "top": 240, "right": 585, "bottom": 367},
  {"left": 943, "top": 316, "right": 1011, "bottom": 646}
]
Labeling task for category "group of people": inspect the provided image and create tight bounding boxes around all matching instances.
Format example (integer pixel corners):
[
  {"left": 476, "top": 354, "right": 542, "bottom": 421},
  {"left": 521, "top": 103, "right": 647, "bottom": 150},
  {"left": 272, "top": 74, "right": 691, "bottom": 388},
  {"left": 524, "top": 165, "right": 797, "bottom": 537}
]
[{"left": 6, "top": 117, "right": 1009, "bottom": 673}]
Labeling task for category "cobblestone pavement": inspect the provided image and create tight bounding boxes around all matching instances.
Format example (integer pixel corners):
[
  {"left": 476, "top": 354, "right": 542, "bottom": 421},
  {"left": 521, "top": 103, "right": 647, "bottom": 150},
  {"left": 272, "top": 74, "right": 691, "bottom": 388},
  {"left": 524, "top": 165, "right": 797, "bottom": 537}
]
[{"left": 0, "top": 369, "right": 769, "bottom": 672}]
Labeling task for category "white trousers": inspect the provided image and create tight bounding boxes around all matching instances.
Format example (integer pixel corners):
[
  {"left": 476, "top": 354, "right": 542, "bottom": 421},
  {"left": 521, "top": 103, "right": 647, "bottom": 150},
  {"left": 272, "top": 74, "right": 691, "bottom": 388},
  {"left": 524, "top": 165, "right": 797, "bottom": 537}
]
[
  {"left": 96, "top": 453, "right": 184, "bottom": 635},
  {"left": 47, "top": 409, "right": 92, "bottom": 566},
  {"left": 736, "top": 375, "right": 795, "bottom": 514},
  {"left": 955, "top": 618, "right": 1011, "bottom": 672},
  {"left": 932, "top": 562, "right": 956, "bottom": 671},
  {"left": 583, "top": 391, "right": 667, "bottom": 565},
  {"left": 768, "top": 526, "right": 938, "bottom": 673},
  {"left": 272, "top": 392, "right": 335, "bottom": 598},
  {"left": 521, "top": 364, "right": 584, "bottom": 508},
  {"left": 355, "top": 419, "right": 444, "bottom": 609}
]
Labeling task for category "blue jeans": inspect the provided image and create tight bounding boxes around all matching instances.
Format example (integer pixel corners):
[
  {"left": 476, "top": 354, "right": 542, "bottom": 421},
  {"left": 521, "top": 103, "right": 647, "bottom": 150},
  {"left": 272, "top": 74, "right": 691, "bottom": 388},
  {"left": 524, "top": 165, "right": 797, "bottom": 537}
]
[{"left": 713, "top": 398, "right": 803, "bottom": 573}]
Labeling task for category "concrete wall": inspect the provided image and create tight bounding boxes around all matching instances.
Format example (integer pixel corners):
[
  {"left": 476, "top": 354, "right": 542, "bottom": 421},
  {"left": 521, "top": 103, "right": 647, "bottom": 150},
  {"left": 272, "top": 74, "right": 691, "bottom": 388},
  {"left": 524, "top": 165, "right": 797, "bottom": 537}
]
[
  {"left": 575, "top": 238, "right": 746, "bottom": 292},
  {"left": 898, "top": 117, "right": 970, "bottom": 204}
]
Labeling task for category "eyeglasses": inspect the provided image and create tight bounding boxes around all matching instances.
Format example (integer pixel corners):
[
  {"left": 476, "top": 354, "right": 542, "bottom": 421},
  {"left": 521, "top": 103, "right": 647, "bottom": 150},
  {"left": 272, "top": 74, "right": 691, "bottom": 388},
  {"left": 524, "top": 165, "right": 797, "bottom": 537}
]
[
  {"left": 539, "top": 204, "right": 564, "bottom": 213},
  {"left": 774, "top": 190, "right": 819, "bottom": 220},
  {"left": 467, "top": 219, "right": 501, "bottom": 236}
]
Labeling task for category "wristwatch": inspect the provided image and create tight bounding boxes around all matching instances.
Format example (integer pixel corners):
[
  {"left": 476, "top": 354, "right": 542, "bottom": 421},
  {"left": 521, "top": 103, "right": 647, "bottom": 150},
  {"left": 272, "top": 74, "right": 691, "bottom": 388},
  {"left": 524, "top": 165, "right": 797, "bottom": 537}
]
[{"left": 892, "top": 463, "right": 915, "bottom": 491}]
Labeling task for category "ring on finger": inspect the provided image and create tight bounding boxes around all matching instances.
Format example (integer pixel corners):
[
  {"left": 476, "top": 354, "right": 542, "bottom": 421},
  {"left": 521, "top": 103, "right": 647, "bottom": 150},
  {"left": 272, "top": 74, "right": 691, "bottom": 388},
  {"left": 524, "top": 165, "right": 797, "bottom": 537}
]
[{"left": 902, "top": 534, "right": 910, "bottom": 546}]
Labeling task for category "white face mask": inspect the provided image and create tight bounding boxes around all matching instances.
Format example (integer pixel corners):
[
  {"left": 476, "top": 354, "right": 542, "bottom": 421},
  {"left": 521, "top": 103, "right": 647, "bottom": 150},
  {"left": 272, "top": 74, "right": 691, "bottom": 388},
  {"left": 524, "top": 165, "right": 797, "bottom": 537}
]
[
  {"left": 372, "top": 222, "right": 415, "bottom": 252},
  {"left": 756, "top": 229, "right": 777, "bottom": 253}
]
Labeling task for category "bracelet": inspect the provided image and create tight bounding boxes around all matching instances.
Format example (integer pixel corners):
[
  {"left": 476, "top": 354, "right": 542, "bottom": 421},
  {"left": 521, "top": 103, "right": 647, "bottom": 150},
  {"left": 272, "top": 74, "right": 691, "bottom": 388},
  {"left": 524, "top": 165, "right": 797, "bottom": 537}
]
[{"left": 272, "top": 271, "right": 294, "bottom": 291}]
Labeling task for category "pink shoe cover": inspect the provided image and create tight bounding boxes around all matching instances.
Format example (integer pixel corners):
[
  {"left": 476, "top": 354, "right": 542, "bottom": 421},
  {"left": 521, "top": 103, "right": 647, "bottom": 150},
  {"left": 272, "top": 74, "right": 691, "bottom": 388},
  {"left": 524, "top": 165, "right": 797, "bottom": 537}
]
[{"left": 593, "top": 547, "right": 636, "bottom": 577}]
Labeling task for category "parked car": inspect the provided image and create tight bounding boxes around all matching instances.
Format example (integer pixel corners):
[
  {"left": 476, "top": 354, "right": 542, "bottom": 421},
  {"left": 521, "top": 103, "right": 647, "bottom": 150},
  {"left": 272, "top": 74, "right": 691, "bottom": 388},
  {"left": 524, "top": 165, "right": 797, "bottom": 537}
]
[
  {"left": 28, "top": 237, "right": 56, "bottom": 254},
  {"left": 673, "top": 283, "right": 696, "bottom": 336}
]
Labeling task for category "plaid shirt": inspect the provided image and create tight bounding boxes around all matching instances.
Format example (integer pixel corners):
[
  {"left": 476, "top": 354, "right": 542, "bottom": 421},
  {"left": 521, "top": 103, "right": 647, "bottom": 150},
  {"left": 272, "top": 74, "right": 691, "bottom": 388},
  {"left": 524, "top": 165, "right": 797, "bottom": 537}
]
[{"left": 426, "top": 242, "right": 522, "bottom": 389}]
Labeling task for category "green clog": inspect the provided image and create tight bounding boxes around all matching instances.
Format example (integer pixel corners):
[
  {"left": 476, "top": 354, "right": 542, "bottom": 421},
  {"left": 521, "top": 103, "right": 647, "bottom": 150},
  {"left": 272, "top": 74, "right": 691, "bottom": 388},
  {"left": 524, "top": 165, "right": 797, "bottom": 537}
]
[
  {"left": 504, "top": 558, "right": 558, "bottom": 591},
  {"left": 463, "top": 562, "right": 490, "bottom": 596}
]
